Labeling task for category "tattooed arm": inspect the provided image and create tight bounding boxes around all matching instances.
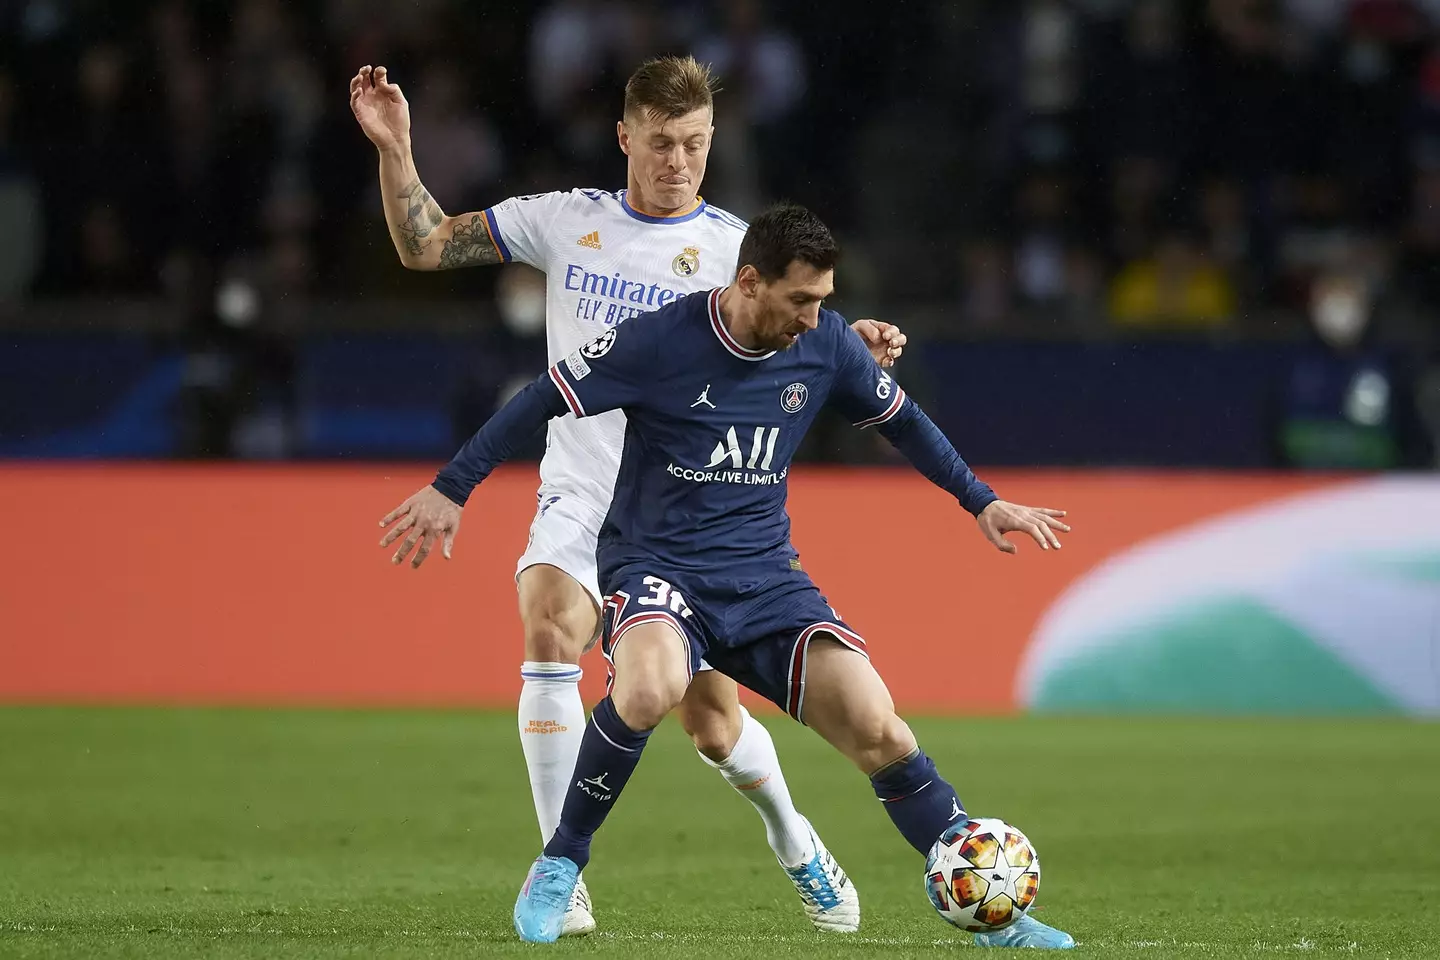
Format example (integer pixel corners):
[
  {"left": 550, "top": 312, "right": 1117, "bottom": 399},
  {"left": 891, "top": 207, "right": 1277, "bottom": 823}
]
[
  {"left": 353, "top": 65, "right": 502, "bottom": 271},
  {"left": 378, "top": 155, "right": 501, "bottom": 271}
]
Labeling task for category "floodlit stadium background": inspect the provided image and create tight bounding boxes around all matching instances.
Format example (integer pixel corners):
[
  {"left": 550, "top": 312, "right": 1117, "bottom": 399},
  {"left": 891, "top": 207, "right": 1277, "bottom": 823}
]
[
  {"left": 0, "top": 4, "right": 1437, "bottom": 957},
  {"left": 2, "top": 0, "right": 1435, "bottom": 712}
]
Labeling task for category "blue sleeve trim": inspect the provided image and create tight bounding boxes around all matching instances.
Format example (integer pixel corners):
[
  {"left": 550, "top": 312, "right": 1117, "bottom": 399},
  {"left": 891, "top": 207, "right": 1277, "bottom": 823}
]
[
  {"left": 703, "top": 207, "right": 749, "bottom": 231},
  {"left": 483, "top": 208, "right": 513, "bottom": 262}
]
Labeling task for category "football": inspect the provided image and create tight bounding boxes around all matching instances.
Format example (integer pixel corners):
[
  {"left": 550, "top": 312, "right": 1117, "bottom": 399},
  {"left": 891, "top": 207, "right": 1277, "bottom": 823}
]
[{"left": 924, "top": 817, "right": 1041, "bottom": 932}]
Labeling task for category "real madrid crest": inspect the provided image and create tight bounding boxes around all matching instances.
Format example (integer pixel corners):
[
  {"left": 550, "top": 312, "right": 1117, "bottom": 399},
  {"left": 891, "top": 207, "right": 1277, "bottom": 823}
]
[
  {"left": 781, "top": 382, "right": 809, "bottom": 414},
  {"left": 672, "top": 246, "right": 701, "bottom": 277}
]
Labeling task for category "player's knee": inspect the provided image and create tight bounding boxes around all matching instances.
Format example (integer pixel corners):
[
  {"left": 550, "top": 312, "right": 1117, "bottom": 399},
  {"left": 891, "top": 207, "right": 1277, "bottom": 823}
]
[
  {"left": 612, "top": 679, "right": 684, "bottom": 731},
  {"left": 518, "top": 566, "right": 597, "bottom": 664},
  {"left": 521, "top": 616, "right": 586, "bottom": 664},
  {"left": 849, "top": 708, "right": 916, "bottom": 773},
  {"left": 680, "top": 700, "right": 743, "bottom": 762}
]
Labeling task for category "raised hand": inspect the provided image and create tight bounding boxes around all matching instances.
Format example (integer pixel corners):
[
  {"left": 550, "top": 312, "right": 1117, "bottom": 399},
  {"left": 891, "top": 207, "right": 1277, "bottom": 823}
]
[{"left": 350, "top": 65, "right": 411, "bottom": 150}]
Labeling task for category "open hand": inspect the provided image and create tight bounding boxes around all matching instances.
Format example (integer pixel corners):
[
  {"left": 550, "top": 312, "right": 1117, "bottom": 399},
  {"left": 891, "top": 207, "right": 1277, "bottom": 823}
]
[
  {"left": 977, "top": 501, "right": 1070, "bottom": 554},
  {"left": 350, "top": 65, "right": 411, "bottom": 149},
  {"left": 379, "top": 484, "right": 462, "bottom": 568}
]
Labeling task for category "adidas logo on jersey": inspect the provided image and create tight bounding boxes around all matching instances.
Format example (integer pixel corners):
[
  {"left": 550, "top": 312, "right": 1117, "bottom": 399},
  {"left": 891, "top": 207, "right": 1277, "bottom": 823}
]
[{"left": 577, "top": 231, "right": 602, "bottom": 250}]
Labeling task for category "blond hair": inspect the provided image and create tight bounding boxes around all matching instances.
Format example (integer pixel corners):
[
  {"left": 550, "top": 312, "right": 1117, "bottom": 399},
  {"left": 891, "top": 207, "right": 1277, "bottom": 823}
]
[{"left": 623, "top": 55, "right": 718, "bottom": 123}]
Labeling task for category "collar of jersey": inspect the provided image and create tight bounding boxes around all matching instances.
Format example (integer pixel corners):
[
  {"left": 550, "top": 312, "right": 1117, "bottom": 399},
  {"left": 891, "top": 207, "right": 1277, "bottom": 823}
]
[
  {"left": 708, "top": 288, "right": 776, "bottom": 361},
  {"left": 619, "top": 190, "right": 707, "bottom": 224}
]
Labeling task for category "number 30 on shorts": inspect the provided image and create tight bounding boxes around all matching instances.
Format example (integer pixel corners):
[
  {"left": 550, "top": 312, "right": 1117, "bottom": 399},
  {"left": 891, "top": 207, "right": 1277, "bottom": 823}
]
[{"left": 636, "top": 576, "right": 694, "bottom": 618}]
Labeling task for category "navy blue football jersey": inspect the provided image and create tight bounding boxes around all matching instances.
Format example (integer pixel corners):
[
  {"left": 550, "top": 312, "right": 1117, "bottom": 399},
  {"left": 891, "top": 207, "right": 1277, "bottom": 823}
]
[
  {"left": 433, "top": 286, "right": 996, "bottom": 573},
  {"left": 546, "top": 288, "right": 907, "bottom": 573}
]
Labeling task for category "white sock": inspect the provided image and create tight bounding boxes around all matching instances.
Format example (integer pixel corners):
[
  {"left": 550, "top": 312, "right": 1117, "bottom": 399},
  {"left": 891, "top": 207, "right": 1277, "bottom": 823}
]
[
  {"left": 518, "top": 661, "right": 586, "bottom": 845},
  {"left": 701, "top": 707, "right": 815, "bottom": 867}
]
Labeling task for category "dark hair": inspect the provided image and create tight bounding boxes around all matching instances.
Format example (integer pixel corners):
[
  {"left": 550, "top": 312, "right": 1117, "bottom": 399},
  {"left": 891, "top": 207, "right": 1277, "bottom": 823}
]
[
  {"left": 736, "top": 202, "right": 840, "bottom": 282},
  {"left": 624, "top": 55, "right": 717, "bottom": 123}
]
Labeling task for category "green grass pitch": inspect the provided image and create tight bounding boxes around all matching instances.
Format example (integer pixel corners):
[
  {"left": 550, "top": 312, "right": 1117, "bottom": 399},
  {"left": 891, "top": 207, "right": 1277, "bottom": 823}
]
[{"left": 0, "top": 708, "right": 1436, "bottom": 959}]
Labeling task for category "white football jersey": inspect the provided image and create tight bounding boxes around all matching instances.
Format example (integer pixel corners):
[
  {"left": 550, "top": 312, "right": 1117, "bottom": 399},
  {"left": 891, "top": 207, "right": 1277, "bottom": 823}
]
[{"left": 485, "top": 188, "right": 747, "bottom": 510}]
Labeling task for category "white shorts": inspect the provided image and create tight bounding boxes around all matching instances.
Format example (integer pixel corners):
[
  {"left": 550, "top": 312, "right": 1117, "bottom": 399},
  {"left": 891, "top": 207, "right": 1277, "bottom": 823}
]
[
  {"left": 516, "top": 491, "right": 606, "bottom": 608},
  {"left": 515, "top": 489, "right": 712, "bottom": 671}
]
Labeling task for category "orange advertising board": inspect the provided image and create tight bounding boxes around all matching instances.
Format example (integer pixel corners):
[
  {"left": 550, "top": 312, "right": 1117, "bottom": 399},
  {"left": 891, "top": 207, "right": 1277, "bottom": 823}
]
[{"left": 0, "top": 464, "right": 1343, "bottom": 712}]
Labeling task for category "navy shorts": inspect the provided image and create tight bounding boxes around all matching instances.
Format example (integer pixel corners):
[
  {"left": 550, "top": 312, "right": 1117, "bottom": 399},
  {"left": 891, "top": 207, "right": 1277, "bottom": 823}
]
[{"left": 599, "top": 560, "right": 869, "bottom": 722}]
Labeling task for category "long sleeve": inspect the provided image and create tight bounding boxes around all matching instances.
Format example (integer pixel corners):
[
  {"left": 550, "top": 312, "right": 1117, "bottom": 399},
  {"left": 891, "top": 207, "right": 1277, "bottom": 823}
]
[
  {"left": 877, "top": 401, "right": 998, "bottom": 516},
  {"left": 432, "top": 318, "right": 659, "bottom": 506},
  {"left": 825, "top": 316, "right": 998, "bottom": 516},
  {"left": 432, "top": 375, "right": 568, "bottom": 506}
]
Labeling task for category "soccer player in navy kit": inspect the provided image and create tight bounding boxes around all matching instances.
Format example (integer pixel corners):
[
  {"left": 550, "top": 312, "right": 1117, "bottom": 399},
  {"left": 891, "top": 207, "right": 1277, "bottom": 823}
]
[{"left": 381, "top": 204, "right": 1075, "bottom": 949}]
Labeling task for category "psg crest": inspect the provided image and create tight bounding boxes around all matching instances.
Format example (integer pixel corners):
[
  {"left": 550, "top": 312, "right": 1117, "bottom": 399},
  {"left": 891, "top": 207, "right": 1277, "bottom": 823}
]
[{"left": 781, "top": 382, "right": 809, "bottom": 414}]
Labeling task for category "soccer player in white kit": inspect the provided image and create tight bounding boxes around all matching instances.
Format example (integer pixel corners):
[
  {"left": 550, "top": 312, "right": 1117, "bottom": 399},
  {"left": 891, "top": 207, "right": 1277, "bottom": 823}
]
[{"left": 351, "top": 56, "right": 904, "bottom": 936}]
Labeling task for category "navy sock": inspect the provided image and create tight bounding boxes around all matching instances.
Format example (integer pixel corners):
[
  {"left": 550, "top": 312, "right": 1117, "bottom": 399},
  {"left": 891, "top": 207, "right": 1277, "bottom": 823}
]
[
  {"left": 543, "top": 696, "right": 652, "bottom": 871},
  {"left": 870, "top": 747, "right": 966, "bottom": 854}
]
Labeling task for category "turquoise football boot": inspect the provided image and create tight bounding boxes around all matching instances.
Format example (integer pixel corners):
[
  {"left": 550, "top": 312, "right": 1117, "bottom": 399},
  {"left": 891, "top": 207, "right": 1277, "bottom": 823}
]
[
  {"left": 513, "top": 855, "right": 580, "bottom": 943},
  {"left": 974, "top": 914, "right": 1076, "bottom": 949}
]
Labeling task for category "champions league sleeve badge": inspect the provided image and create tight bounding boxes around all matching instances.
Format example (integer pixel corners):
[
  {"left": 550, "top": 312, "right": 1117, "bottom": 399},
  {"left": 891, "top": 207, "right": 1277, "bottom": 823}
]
[{"left": 581, "top": 329, "right": 617, "bottom": 358}]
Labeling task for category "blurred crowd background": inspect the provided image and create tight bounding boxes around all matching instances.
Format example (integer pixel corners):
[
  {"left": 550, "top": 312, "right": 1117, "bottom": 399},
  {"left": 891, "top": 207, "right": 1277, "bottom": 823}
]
[{"left": 2, "top": 0, "right": 1439, "bottom": 468}]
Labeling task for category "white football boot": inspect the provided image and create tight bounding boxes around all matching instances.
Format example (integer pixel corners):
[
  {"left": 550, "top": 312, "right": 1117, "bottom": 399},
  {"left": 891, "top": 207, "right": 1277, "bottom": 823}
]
[
  {"left": 558, "top": 874, "right": 595, "bottom": 937},
  {"left": 780, "top": 817, "right": 860, "bottom": 932}
]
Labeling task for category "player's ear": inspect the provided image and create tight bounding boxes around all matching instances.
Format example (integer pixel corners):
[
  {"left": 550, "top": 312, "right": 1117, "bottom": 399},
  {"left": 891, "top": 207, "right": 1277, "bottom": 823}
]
[
  {"left": 616, "top": 120, "right": 630, "bottom": 155},
  {"left": 736, "top": 264, "right": 760, "bottom": 298}
]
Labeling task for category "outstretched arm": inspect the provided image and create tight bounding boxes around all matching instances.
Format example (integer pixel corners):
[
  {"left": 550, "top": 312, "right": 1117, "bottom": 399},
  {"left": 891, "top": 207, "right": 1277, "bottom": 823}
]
[
  {"left": 432, "top": 375, "right": 568, "bottom": 506},
  {"left": 378, "top": 325, "right": 655, "bottom": 568},
  {"left": 377, "top": 374, "right": 564, "bottom": 568},
  {"left": 828, "top": 325, "right": 1069, "bottom": 554},
  {"left": 350, "top": 65, "right": 504, "bottom": 271},
  {"left": 875, "top": 403, "right": 996, "bottom": 516},
  {"left": 873, "top": 404, "right": 1068, "bottom": 553}
]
